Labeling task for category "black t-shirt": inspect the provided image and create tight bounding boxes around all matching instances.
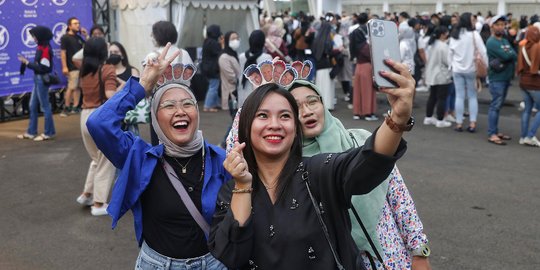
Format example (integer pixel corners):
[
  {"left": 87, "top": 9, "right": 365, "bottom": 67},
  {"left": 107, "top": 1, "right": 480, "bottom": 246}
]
[
  {"left": 117, "top": 66, "right": 132, "bottom": 82},
  {"left": 141, "top": 150, "right": 207, "bottom": 259},
  {"left": 60, "top": 33, "right": 84, "bottom": 71}
]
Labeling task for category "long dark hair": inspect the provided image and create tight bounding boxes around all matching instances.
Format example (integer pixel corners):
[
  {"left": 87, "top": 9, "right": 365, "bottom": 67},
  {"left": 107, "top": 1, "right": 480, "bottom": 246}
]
[
  {"left": 109, "top": 41, "right": 131, "bottom": 68},
  {"left": 312, "top": 21, "right": 332, "bottom": 61},
  {"left": 242, "top": 30, "right": 266, "bottom": 87},
  {"left": 238, "top": 83, "right": 303, "bottom": 202},
  {"left": 428, "top": 26, "right": 449, "bottom": 45},
  {"left": 450, "top": 12, "right": 474, "bottom": 39},
  {"left": 222, "top": 31, "right": 239, "bottom": 61},
  {"left": 81, "top": 37, "right": 108, "bottom": 77}
]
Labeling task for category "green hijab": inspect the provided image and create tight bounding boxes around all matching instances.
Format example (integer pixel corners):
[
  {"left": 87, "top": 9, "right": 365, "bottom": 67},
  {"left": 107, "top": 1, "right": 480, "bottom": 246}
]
[{"left": 288, "top": 80, "right": 389, "bottom": 259}]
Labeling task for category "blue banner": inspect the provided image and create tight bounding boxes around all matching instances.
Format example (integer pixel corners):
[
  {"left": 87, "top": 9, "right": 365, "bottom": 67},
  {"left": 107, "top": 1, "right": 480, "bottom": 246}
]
[{"left": 0, "top": 0, "right": 93, "bottom": 97}]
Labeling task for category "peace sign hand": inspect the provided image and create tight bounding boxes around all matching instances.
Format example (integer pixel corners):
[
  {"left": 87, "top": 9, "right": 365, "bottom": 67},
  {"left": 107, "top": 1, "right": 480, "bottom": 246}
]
[{"left": 139, "top": 42, "right": 180, "bottom": 93}]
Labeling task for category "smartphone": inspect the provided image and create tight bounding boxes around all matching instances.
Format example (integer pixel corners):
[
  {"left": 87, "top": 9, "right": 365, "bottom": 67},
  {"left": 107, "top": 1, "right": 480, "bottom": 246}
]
[{"left": 368, "top": 19, "right": 401, "bottom": 89}]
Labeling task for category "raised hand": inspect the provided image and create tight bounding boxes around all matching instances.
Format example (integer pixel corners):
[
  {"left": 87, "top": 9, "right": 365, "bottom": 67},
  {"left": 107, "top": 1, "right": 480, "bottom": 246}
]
[
  {"left": 223, "top": 142, "right": 252, "bottom": 186},
  {"left": 378, "top": 59, "right": 415, "bottom": 125},
  {"left": 139, "top": 42, "right": 181, "bottom": 93}
]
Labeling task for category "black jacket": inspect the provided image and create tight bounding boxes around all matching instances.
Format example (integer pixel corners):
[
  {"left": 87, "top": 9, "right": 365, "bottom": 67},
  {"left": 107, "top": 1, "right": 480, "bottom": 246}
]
[{"left": 201, "top": 25, "right": 222, "bottom": 78}]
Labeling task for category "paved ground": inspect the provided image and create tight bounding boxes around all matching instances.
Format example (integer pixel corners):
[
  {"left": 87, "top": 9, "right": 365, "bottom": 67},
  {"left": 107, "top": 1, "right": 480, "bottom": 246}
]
[{"left": 0, "top": 81, "right": 539, "bottom": 270}]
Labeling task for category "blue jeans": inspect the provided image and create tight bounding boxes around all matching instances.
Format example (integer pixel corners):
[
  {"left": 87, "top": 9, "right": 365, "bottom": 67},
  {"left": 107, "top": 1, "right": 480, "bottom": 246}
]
[
  {"left": 27, "top": 75, "right": 55, "bottom": 136},
  {"left": 446, "top": 82, "right": 455, "bottom": 112},
  {"left": 487, "top": 80, "right": 510, "bottom": 136},
  {"left": 135, "top": 242, "right": 227, "bottom": 270},
  {"left": 452, "top": 72, "right": 478, "bottom": 124},
  {"left": 204, "top": 78, "right": 220, "bottom": 109},
  {"left": 520, "top": 89, "right": 540, "bottom": 138}
]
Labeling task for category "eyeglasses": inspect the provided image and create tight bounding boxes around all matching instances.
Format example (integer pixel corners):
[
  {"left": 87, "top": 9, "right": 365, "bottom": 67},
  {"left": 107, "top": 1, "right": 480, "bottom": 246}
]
[
  {"left": 159, "top": 99, "right": 197, "bottom": 114},
  {"left": 297, "top": 95, "right": 322, "bottom": 111}
]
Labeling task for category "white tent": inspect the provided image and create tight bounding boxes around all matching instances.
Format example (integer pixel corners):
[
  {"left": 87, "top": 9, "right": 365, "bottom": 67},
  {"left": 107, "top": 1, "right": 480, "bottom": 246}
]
[{"left": 111, "top": 0, "right": 259, "bottom": 70}]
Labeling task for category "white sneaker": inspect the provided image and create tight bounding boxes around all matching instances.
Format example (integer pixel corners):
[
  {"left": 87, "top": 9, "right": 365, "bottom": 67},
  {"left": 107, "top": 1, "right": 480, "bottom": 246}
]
[
  {"left": 436, "top": 120, "right": 452, "bottom": 128},
  {"left": 364, "top": 115, "right": 379, "bottom": 121},
  {"left": 33, "top": 133, "right": 54, "bottom": 141},
  {"left": 523, "top": 136, "right": 540, "bottom": 147},
  {"left": 416, "top": 86, "right": 428, "bottom": 92},
  {"left": 76, "top": 194, "right": 93, "bottom": 206},
  {"left": 444, "top": 114, "right": 456, "bottom": 123},
  {"left": 17, "top": 133, "right": 36, "bottom": 140},
  {"left": 91, "top": 204, "right": 109, "bottom": 216},
  {"left": 353, "top": 115, "right": 361, "bottom": 120},
  {"left": 423, "top": 116, "right": 437, "bottom": 125},
  {"left": 519, "top": 137, "right": 526, "bottom": 145},
  {"left": 347, "top": 104, "right": 353, "bottom": 109},
  {"left": 519, "top": 101, "right": 525, "bottom": 111}
]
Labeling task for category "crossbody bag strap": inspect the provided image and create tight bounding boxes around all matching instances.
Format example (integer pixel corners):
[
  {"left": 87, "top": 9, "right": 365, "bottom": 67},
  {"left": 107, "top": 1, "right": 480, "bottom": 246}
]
[
  {"left": 298, "top": 162, "right": 346, "bottom": 270},
  {"left": 162, "top": 159, "right": 210, "bottom": 236},
  {"left": 348, "top": 132, "right": 387, "bottom": 270},
  {"left": 522, "top": 46, "right": 532, "bottom": 66},
  {"left": 265, "top": 38, "right": 285, "bottom": 58}
]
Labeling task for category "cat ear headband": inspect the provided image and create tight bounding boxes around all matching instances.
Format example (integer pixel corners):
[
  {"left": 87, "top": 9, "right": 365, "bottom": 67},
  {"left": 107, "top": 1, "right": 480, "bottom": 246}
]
[{"left": 243, "top": 59, "right": 313, "bottom": 88}]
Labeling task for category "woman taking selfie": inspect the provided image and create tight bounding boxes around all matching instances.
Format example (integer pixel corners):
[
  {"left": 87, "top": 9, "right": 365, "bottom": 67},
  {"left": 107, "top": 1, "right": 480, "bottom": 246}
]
[
  {"left": 209, "top": 58, "right": 415, "bottom": 269},
  {"left": 86, "top": 44, "right": 230, "bottom": 269},
  {"left": 288, "top": 80, "right": 431, "bottom": 270}
]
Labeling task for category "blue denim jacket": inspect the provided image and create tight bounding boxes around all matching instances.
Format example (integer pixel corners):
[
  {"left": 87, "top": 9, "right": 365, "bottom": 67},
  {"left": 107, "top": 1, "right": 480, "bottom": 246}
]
[{"left": 86, "top": 78, "right": 231, "bottom": 246}]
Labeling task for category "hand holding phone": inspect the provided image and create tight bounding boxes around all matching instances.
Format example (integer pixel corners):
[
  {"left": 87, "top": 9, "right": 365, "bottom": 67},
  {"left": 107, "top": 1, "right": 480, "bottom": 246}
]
[{"left": 368, "top": 19, "right": 401, "bottom": 89}]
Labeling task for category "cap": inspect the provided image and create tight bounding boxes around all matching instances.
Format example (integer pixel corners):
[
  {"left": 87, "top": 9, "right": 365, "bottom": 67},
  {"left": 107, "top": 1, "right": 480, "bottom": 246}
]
[{"left": 490, "top": 15, "right": 506, "bottom": 26}]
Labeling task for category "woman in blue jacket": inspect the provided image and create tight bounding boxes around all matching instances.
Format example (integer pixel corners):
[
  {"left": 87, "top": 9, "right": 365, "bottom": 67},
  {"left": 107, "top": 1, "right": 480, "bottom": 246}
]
[{"left": 87, "top": 43, "right": 230, "bottom": 270}]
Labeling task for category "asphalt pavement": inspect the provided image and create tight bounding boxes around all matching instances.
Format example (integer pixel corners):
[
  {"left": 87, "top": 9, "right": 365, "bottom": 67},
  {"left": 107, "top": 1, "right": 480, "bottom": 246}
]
[{"left": 0, "top": 81, "right": 538, "bottom": 270}]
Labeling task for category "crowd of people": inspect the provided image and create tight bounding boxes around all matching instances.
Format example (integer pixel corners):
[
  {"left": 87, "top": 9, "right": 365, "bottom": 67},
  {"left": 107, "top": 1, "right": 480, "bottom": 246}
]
[{"left": 13, "top": 7, "right": 540, "bottom": 270}]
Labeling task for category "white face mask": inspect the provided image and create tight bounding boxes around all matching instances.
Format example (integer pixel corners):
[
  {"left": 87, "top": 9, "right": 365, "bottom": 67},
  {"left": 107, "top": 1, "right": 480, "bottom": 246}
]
[{"left": 229, "top": 39, "right": 240, "bottom": 50}]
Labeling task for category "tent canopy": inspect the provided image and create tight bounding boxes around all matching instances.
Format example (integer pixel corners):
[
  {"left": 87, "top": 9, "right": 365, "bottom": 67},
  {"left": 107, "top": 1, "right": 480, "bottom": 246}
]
[{"left": 111, "top": 0, "right": 259, "bottom": 70}]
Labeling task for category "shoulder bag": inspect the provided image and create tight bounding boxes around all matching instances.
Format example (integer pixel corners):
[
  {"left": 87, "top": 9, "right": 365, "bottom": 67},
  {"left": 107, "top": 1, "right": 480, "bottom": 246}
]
[{"left": 472, "top": 33, "right": 487, "bottom": 78}]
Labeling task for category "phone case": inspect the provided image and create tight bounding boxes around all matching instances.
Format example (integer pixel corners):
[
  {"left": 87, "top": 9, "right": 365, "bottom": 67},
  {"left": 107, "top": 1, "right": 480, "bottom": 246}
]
[{"left": 368, "top": 19, "right": 401, "bottom": 89}]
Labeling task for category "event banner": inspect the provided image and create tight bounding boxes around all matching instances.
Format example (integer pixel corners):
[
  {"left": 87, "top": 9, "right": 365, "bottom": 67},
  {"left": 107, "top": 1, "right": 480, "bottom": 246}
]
[{"left": 0, "top": 0, "right": 93, "bottom": 97}]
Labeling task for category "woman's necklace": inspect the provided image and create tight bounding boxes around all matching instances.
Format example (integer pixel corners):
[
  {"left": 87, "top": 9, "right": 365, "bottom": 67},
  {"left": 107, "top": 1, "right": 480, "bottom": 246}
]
[
  {"left": 173, "top": 156, "right": 193, "bottom": 174},
  {"left": 172, "top": 151, "right": 205, "bottom": 183},
  {"left": 261, "top": 175, "right": 279, "bottom": 190}
]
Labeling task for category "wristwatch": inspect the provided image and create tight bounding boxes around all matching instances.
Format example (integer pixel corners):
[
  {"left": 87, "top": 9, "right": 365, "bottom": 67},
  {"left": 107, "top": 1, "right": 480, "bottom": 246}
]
[
  {"left": 411, "top": 243, "right": 431, "bottom": 257},
  {"left": 385, "top": 110, "right": 415, "bottom": 132}
]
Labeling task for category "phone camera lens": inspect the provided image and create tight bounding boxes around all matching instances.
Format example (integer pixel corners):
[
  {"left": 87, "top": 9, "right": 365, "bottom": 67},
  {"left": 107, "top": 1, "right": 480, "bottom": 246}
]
[{"left": 373, "top": 29, "right": 378, "bottom": 35}]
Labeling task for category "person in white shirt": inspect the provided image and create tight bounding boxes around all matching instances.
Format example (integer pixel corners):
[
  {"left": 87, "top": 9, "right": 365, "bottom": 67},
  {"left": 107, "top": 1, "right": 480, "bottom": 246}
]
[{"left": 448, "top": 12, "right": 488, "bottom": 132}]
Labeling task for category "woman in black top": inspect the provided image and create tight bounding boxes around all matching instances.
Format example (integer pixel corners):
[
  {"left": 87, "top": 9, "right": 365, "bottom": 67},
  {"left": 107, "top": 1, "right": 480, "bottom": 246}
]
[
  {"left": 209, "top": 59, "right": 416, "bottom": 270},
  {"left": 107, "top": 41, "right": 139, "bottom": 83},
  {"left": 17, "top": 25, "right": 56, "bottom": 141},
  {"left": 107, "top": 41, "right": 143, "bottom": 133}
]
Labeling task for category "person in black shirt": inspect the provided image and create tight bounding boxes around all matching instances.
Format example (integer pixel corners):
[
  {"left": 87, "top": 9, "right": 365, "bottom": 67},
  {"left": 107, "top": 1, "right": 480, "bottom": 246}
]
[
  {"left": 86, "top": 43, "right": 230, "bottom": 270},
  {"left": 201, "top": 25, "right": 223, "bottom": 112},
  {"left": 107, "top": 41, "right": 142, "bottom": 134},
  {"left": 210, "top": 58, "right": 415, "bottom": 270},
  {"left": 60, "top": 17, "right": 87, "bottom": 116}
]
